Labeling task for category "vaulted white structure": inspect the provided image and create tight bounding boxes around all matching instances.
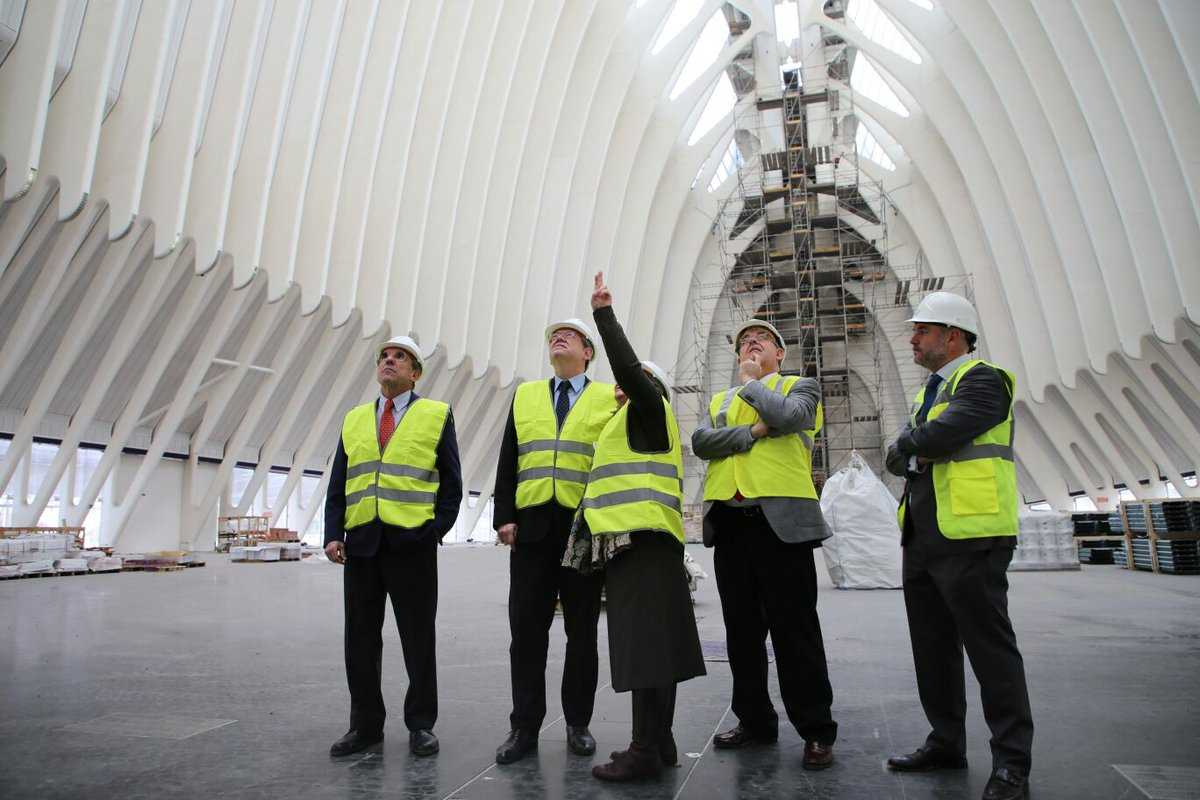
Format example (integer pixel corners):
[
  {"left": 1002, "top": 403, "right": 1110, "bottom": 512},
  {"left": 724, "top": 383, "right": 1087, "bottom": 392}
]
[{"left": 1, "top": 0, "right": 1198, "bottom": 549}]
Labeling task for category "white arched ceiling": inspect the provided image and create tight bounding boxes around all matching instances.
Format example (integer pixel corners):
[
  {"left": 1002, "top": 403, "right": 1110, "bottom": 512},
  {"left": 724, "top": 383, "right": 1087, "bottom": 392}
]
[{"left": 1, "top": 0, "right": 1199, "bottom": 544}]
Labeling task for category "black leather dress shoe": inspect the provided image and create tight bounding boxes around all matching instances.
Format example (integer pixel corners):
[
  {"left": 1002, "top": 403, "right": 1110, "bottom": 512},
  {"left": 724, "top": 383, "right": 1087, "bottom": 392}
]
[
  {"left": 566, "top": 725, "right": 596, "bottom": 755},
  {"left": 409, "top": 729, "right": 439, "bottom": 756},
  {"left": 329, "top": 729, "right": 383, "bottom": 757},
  {"left": 803, "top": 741, "right": 834, "bottom": 770},
  {"left": 712, "top": 724, "right": 778, "bottom": 750},
  {"left": 886, "top": 745, "right": 968, "bottom": 772},
  {"left": 982, "top": 767, "right": 1028, "bottom": 800},
  {"left": 495, "top": 729, "right": 538, "bottom": 764}
]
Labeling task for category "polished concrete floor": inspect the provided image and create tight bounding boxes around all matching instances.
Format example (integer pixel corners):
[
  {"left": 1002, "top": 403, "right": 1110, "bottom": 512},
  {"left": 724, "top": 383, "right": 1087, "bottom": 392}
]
[{"left": 2, "top": 544, "right": 1198, "bottom": 800}]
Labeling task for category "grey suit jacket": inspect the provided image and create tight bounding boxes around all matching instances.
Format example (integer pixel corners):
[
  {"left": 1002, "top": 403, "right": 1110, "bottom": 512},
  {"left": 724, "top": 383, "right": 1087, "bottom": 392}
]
[{"left": 692, "top": 375, "right": 831, "bottom": 546}]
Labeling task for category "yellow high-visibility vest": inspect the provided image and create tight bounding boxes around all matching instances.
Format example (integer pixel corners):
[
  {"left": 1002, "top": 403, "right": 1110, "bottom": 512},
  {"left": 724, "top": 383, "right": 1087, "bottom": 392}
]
[
  {"left": 514, "top": 379, "right": 617, "bottom": 510},
  {"left": 703, "top": 374, "right": 822, "bottom": 501},
  {"left": 581, "top": 397, "right": 684, "bottom": 543},
  {"left": 342, "top": 398, "right": 448, "bottom": 530},
  {"left": 896, "top": 359, "right": 1018, "bottom": 539}
]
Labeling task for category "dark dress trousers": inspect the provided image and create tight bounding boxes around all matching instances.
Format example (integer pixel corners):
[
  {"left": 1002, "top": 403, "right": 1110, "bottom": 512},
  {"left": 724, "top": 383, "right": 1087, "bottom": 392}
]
[
  {"left": 324, "top": 394, "right": 462, "bottom": 735},
  {"left": 886, "top": 361, "right": 1034, "bottom": 773},
  {"left": 494, "top": 381, "right": 605, "bottom": 733}
]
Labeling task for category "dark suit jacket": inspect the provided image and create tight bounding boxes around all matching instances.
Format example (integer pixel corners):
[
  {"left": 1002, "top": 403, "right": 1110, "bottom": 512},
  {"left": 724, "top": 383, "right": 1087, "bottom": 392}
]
[
  {"left": 886, "top": 361, "right": 1015, "bottom": 557},
  {"left": 324, "top": 393, "right": 463, "bottom": 557},
  {"left": 493, "top": 376, "right": 603, "bottom": 545}
]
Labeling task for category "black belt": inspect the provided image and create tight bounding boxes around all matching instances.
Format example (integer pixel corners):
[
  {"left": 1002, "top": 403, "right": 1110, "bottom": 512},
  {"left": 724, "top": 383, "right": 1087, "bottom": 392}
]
[{"left": 720, "top": 502, "right": 766, "bottom": 518}]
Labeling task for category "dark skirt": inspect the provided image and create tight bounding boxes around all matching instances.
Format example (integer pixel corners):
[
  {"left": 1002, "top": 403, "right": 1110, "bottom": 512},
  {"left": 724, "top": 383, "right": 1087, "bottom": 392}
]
[{"left": 605, "top": 532, "right": 706, "bottom": 692}]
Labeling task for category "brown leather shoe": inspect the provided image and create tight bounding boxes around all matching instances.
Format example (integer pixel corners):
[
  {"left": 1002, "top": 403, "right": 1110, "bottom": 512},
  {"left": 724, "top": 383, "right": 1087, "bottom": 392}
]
[
  {"left": 803, "top": 740, "right": 834, "bottom": 770},
  {"left": 592, "top": 745, "right": 662, "bottom": 782},
  {"left": 712, "top": 724, "right": 778, "bottom": 749}
]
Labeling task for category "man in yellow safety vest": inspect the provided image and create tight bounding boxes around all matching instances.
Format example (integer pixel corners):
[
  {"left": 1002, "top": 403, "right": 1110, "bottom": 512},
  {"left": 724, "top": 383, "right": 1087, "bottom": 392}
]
[
  {"left": 492, "top": 317, "right": 618, "bottom": 765},
  {"left": 692, "top": 318, "right": 837, "bottom": 771},
  {"left": 884, "top": 292, "right": 1033, "bottom": 800},
  {"left": 324, "top": 335, "right": 462, "bottom": 760}
]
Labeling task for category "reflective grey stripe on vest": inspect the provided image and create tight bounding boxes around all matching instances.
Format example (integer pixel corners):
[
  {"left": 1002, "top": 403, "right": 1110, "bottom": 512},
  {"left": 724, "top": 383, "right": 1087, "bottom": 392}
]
[
  {"left": 517, "top": 439, "right": 595, "bottom": 457},
  {"left": 346, "top": 461, "right": 438, "bottom": 483},
  {"left": 714, "top": 388, "right": 740, "bottom": 428},
  {"left": 345, "top": 487, "right": 376, "bottom": 507},
  {"left": 346, "top": 486, "right": 437, "bottom": 506},
  {"left": 773, "top": 377, "right": 816, "bottom": 451},
  {"left": 588, "top": 461, "right": 681, "bottom": 482},
  {"left": 346, "top": 461, "right": 380, "bottom": 480},
  {"left": 379, "top": 462, "right": 439, "bottom": 483},
  {"left": 377, "top": 487, "right": 437, "bottom": 504},
  {"left": 950, "top": 443, "right": 1014, "bottom": 463},
  {"left": 581, "top": 487, "right": 682, "bottom": 513},
  {"left": 517, "top": 466, "right": 590, "bottom": 484}
]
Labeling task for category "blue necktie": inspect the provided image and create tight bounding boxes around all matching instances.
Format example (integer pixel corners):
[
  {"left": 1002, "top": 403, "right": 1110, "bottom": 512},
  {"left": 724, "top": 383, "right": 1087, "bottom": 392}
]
[
  {"left": 555, "top": 381, "right": 571, "bottom": 430},
  {"left": 916, "top": 373, "right": 943, "bottom": 424}
]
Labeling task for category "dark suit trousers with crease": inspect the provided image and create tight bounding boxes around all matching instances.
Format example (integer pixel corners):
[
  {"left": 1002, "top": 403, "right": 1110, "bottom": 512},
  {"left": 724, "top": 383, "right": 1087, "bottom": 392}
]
[
  {"left": 711, "top": 505, "right": 837, "bottom": 744},
  {"left": 344, "top": 538, "right": 438, "bottom": 734},
  {"left": 902, "top": 544, "right": 1033, "bottom": 772},
  {"left": 508, "top": 529, "right": 604, "bottom": 733}
]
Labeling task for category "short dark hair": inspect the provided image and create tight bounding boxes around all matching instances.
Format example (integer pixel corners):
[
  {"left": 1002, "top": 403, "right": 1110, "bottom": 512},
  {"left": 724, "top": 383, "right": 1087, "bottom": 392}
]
[{"left": 964, "top": 331, "right": 977, "bottom": 353}]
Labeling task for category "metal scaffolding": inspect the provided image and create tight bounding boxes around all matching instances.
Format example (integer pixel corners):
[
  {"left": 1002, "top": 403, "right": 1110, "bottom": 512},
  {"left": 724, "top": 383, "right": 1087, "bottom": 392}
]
[{"left": 683, "top": 12, "right": 974, "bottom": 498}]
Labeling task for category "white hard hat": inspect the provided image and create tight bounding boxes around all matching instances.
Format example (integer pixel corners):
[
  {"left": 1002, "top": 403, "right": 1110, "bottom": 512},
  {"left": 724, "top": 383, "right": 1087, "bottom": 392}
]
[
  {"left": 544, "top": 318, "right": 596, "bottom": 347},
  {"left": 377, "top": 335, "right": 423, "bottom": 366},
  {"left": 641, "top": 361, "right": 671, "bottom": 398},
  {"left": 733, "top": 319, "right": 787, "bottom": 361},
  {"left": 907, "top": 292, "right": 979, "bottom": 336}
]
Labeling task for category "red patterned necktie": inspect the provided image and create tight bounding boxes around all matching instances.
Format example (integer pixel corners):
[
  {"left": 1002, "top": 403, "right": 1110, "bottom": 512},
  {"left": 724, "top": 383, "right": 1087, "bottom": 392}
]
[{"left": 379, "top": 397, "right": 396, "bottom": 451}]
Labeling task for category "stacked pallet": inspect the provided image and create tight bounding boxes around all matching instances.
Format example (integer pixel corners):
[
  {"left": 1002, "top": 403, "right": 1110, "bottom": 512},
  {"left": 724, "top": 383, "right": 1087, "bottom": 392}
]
[
  {"left": 120, "top": 552, "right": 203, "bottom": 572},
  {"left": 1011, "top": 510, "right": 1080, "bottom": 571},
  {"left": 230, "top": 542, "right": 301, "bottom": 562},
  {"left": 1072, "top": 512, "right": 1125, "bottom": 565},
  {"left": 0, "top": 531, "right": 124, "bottom": 579},
  {"left": 1116, "top": 501, "right": 1200, "bottom": 575}
]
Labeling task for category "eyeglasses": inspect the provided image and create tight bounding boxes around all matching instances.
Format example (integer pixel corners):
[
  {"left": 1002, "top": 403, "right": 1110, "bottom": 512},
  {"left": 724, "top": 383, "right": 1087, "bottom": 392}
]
[
  {"left": 739, "top": 331, "right": 777, "bottom": 347},
  {"left": 549, "top": 330, "right": 582, "bottom": 344}
]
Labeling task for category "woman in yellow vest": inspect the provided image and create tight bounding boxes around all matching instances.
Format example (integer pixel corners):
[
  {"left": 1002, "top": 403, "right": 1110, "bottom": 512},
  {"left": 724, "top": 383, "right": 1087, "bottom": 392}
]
[{"left": 563, "top": 273, "right": 705, "bottom": 782}]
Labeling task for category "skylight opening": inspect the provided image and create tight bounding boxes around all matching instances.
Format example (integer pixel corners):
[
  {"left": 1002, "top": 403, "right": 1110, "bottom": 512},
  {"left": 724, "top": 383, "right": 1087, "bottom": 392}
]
[
  {"left": 669, "top": 10, "right": 732, "bottom": 99},
  {"left": 855, "top": 122, "right": 895, "bottom": 171},
  {"left": 850, "top": 54, "right": 909, "bottom": 117},
  {"left": 846, "top": 0, "right": 922, "bottom": 64},
  {"left": 707, "top": 137, "right": 744, "bottom": 192},
  {"left": 775, "top": 1, "right": 800, "bottom": 44},
  {"left": 688, "top": 73, "right": 736, "bottom": 145},
  {"left": 652, "top": 0, "right": 705, "bottom": 55}
]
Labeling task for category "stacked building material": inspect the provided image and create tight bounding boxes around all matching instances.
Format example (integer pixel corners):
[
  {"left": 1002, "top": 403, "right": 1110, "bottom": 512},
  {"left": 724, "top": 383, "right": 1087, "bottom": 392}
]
[
  {"left": 1118, "top": 539, "right": 1200, "bottom": 575},
  {"left": 1011, "top": 510, "right": 1080, "bottom": 571},
  {"left": 120, "top": 552, "right": 196, "bottom": 572},
  {"left": 0, "top": 532, "right": 123, "bottom": 579},
  {"left": 230, "top": 545, "right": 282, "bottom": 562}
]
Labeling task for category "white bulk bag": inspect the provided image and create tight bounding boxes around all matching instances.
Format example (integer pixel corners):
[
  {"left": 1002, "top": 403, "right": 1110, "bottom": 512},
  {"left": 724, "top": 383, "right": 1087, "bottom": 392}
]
[{"left": 819, "top": 451, "right": 902, "bottom": 589}]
